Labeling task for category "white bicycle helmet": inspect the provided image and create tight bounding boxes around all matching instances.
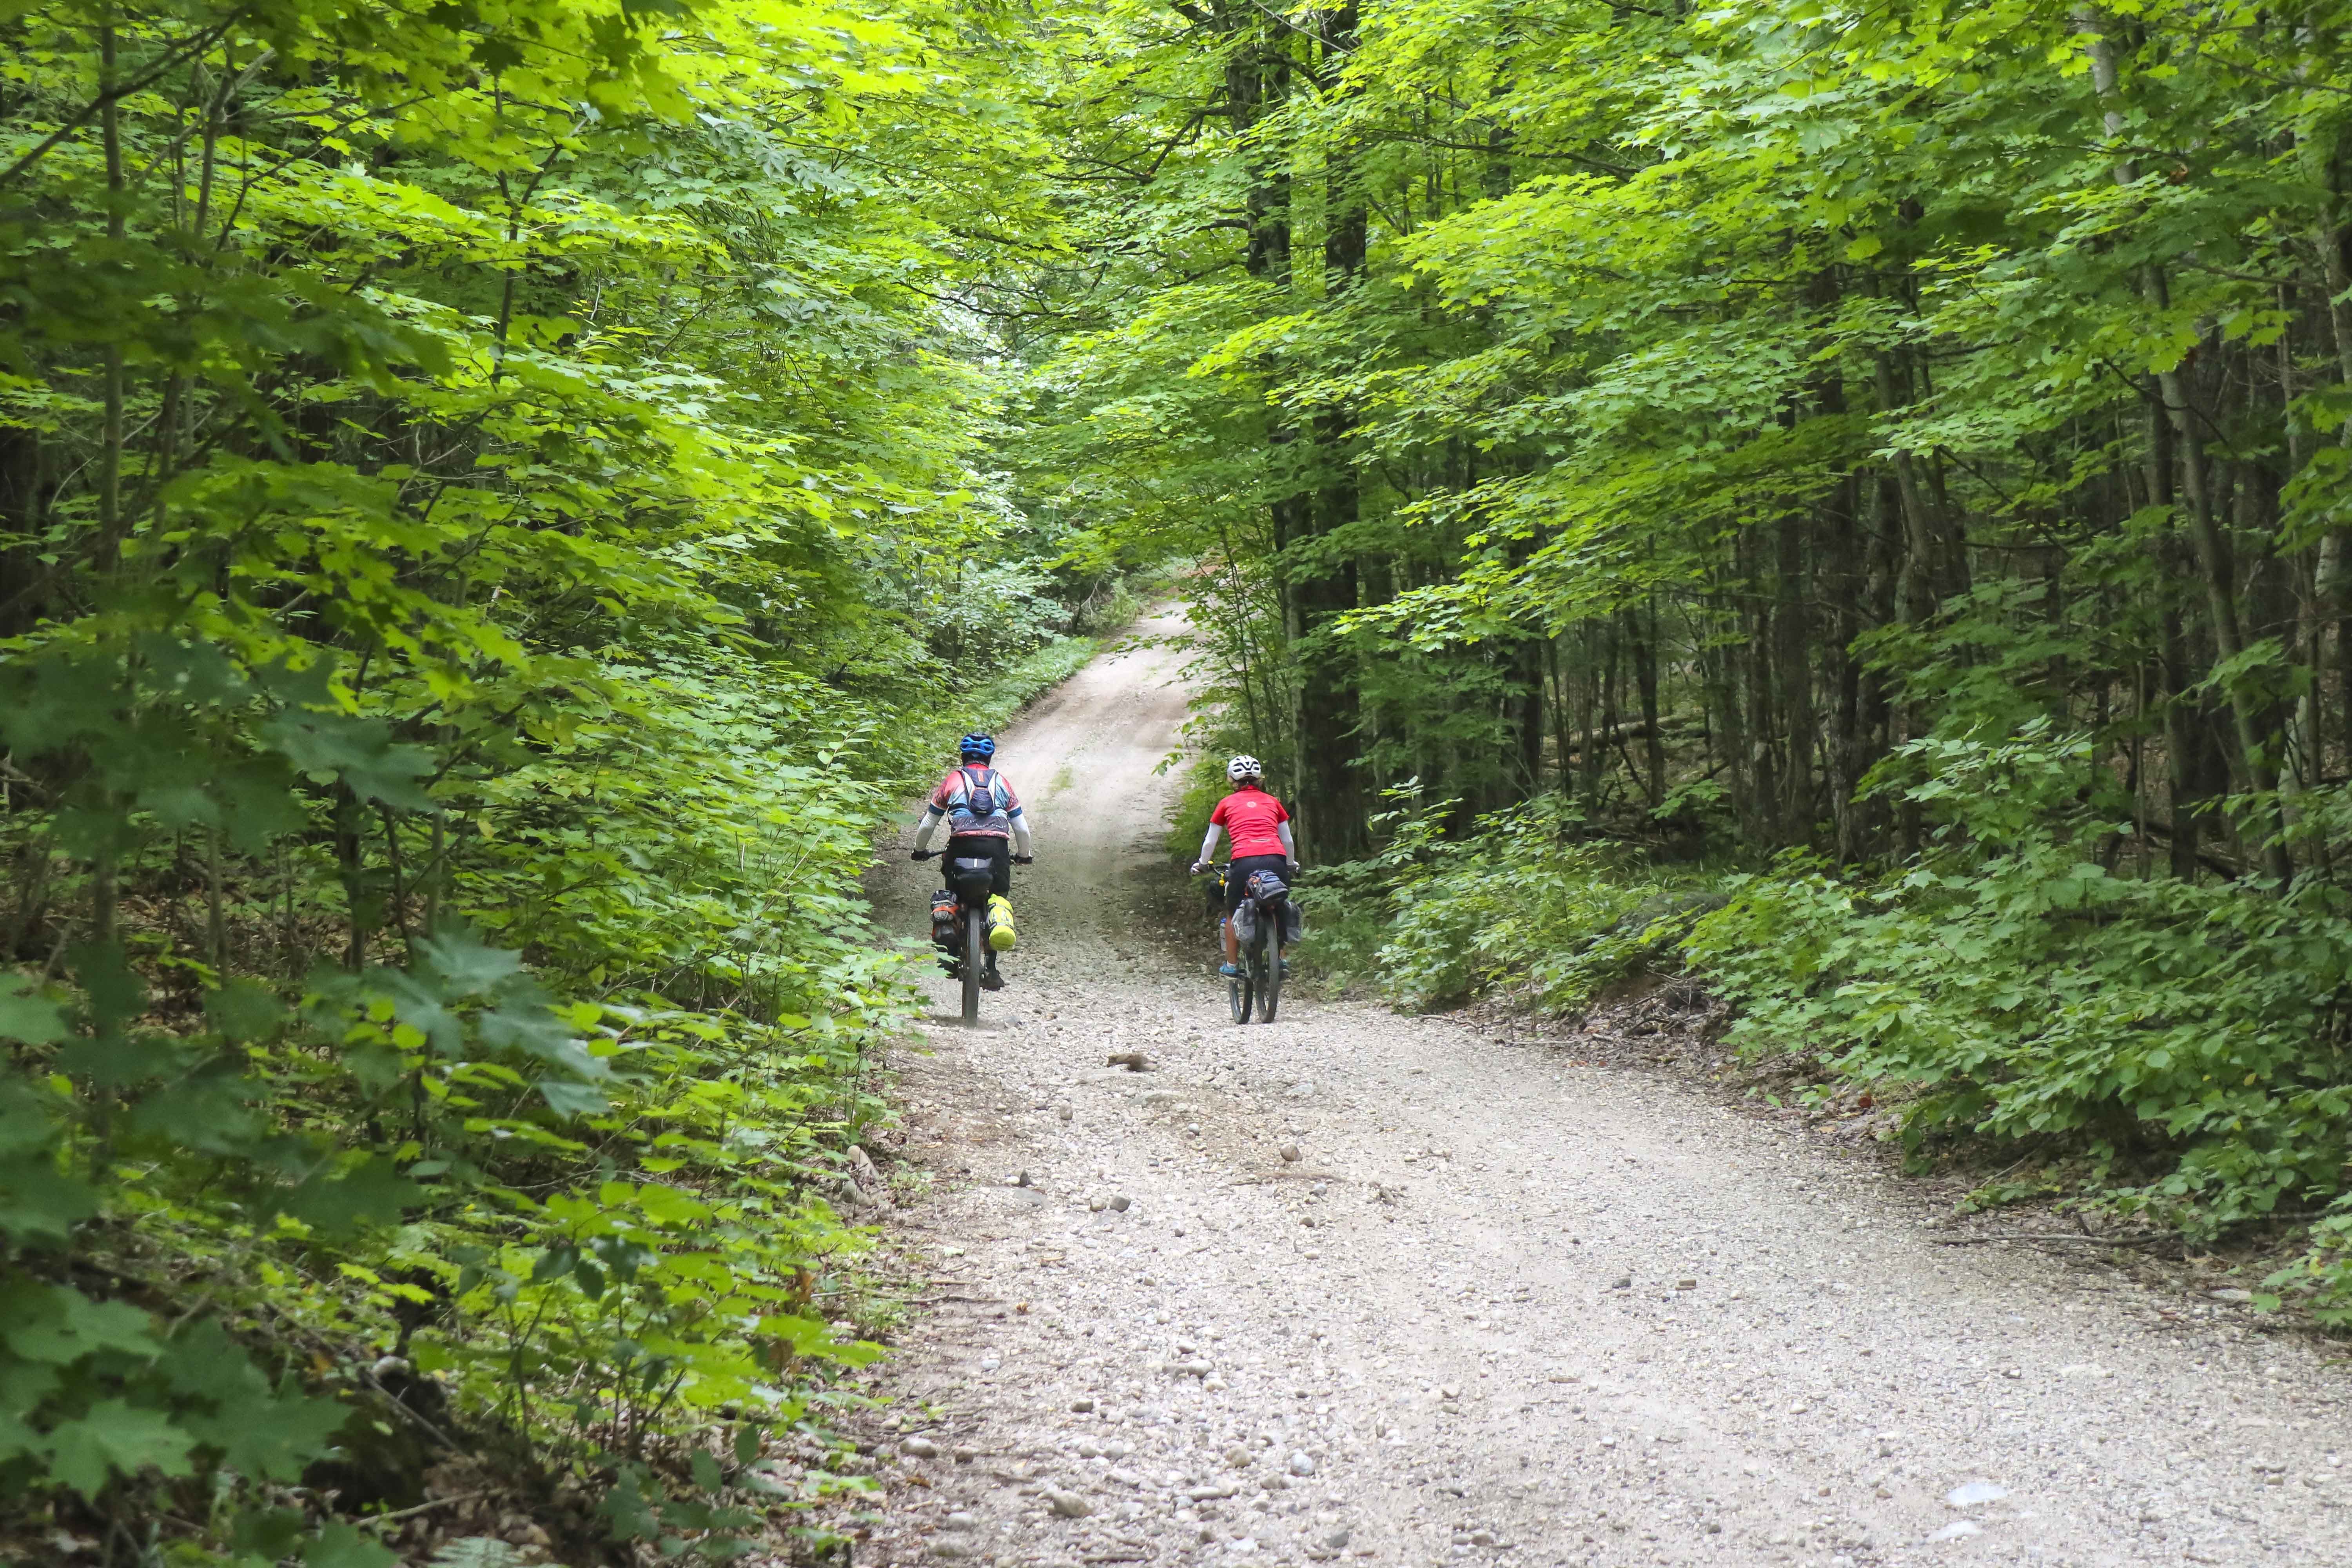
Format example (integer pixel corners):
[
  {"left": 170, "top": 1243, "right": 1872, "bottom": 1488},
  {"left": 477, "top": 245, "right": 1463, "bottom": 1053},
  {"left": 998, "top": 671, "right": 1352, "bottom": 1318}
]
[{"left": 1227, "top": 754, "right": 1263, "bottom": 782}]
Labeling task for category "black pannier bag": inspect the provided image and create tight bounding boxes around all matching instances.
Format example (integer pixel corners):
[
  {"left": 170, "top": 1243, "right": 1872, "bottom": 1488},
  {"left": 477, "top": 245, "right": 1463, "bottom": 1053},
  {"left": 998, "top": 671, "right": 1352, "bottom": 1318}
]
[{"left": 1233, "top": 868, "right": 1302, "bottom": 947}]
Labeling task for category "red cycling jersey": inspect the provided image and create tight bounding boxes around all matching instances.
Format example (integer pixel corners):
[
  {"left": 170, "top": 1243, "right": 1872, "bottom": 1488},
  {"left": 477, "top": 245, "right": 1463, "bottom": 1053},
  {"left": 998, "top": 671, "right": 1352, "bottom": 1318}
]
[{"left": 1210, "top": 787, "right": 1291, "bottom": 859}]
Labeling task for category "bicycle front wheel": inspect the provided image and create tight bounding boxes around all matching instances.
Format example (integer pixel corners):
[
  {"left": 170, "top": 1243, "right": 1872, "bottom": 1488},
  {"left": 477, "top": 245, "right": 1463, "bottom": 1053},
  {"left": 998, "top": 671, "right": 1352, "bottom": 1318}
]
[
  {"left": 1228, "top": 967, "right": 1252, "bottom": 1025},
  {"left": 961, "top": 906, "right": 983, "bottom": 1026}
]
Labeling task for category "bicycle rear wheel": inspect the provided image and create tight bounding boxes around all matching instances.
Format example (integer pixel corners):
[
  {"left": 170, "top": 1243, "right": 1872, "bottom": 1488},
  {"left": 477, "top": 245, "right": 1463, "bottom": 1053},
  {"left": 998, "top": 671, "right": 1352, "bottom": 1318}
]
[
  {"left": 961, "top": 905, "right": 983, "bottom": 1026},
  {"left": 1257, "top": 932, "right": 1283, "bottom": 1022},
  {"left": 1228, "top": 968, "right": 1252, "bottom": 1025}
]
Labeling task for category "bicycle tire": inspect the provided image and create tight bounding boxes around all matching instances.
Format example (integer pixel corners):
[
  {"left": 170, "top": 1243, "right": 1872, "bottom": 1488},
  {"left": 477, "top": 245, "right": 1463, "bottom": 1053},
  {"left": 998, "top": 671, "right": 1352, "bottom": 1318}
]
[
  {"left": 1229, "top": 969, "right": 1252, "bottom": 1025},
  {"left": 961, "top": 904, "right": 982, "bottom": 1026},
  {"left": 1258, "top": 931, "right": 1283, "bottom": 1022}
]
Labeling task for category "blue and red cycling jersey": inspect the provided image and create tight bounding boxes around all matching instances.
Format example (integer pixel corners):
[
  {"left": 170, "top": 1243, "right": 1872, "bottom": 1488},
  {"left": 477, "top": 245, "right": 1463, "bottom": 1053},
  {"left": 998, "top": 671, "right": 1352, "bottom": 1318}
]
[{"left": 929, "top": 765, "right": 1024, "bottom": 840}]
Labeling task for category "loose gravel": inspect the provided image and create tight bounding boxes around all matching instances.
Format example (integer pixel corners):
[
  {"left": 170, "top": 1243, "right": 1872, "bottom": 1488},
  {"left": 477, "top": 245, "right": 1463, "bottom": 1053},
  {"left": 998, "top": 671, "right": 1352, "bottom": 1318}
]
[{"left": 858, "top": 619, "right": 2349, "bottom": 1568}]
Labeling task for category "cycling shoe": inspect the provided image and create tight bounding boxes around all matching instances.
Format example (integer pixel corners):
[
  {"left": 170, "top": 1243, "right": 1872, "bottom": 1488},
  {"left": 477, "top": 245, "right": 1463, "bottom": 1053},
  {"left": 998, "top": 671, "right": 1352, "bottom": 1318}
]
[
  {"left": 980, "top": 966, "right": 1005, "bottom": 991},
  {"left": 1218, "top": 962, "right": 1240, "bottom": 978}
]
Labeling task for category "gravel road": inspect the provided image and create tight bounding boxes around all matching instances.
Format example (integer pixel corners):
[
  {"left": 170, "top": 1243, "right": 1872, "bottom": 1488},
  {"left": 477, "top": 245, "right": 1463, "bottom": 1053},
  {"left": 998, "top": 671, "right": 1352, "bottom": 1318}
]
[{"left": 859, "top": 617, "right": 2348, "bottom": 1568}]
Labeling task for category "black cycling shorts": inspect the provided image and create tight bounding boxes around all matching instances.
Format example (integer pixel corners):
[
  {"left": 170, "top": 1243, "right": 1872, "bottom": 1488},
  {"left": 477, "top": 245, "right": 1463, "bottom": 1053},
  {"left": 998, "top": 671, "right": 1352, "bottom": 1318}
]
[
  {"left": 1224, "top": 853, "right": 1290, "bottom": 913},
  {"left": 945, "top": 834, "right": 1012, "bottom": 897}
]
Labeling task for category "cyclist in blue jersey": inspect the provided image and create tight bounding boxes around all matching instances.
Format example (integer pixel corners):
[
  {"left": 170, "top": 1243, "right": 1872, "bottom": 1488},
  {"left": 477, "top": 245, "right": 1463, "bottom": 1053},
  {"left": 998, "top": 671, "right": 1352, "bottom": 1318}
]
[{"left": 911, "top": 734, "right": 1033, "bottom": 989}]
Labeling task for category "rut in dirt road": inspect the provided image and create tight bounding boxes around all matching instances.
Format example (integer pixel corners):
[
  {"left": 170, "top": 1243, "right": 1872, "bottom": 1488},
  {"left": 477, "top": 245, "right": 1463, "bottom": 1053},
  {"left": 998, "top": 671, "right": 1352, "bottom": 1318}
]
[{"left": 855, "top": 618, "right": 2348, "bottom": 1568}]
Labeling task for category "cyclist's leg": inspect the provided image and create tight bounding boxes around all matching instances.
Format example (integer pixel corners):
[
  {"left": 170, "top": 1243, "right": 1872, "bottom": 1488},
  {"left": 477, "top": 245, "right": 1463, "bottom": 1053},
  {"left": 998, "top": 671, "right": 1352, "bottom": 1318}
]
[
  {"left": 954, "top": 835, "right": 1014, "bottom": 969},
  {"left": 1220, "top": 864, "right": 1247, "bottom": 969},
  {"left": 1227, "top": 854, "right": 1286, "bottom": 967}
]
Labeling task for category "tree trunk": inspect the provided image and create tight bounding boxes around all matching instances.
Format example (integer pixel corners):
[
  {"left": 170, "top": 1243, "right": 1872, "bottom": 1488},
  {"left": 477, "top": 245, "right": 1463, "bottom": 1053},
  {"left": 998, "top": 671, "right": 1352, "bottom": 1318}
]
[
  {"left": 2080, "top": 9, "right": 2292, "bottom": 884},
  {"left": 1630, "top": 603, "right": 1663, "bottom": 808},
  {"left": 1286, "top": 0, "right": 1369, "bottom": 862}
]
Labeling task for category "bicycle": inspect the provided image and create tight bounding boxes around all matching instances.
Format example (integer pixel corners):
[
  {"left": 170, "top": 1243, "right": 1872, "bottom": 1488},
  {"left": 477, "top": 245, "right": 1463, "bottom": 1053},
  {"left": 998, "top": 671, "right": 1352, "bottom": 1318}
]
[
  {"left": 1201, "top": 862, "right": 1287, "bottom": 1025},
  {"left": 913, "top": 849, "right": 1023, "bottom": 1026}
]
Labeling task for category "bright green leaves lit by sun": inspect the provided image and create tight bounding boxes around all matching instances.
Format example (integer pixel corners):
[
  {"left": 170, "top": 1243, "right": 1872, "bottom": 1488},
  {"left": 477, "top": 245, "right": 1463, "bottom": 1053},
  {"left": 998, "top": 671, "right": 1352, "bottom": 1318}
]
[
  {"left": 0, "top": 0, "right": 1088, "bottom": 1556},
  {"left": 16, "top": 0, "right": 2352, "bottom": 1553},
  {"left": 1005, "top": 0, "right": 2352, "bottom": 1329}
]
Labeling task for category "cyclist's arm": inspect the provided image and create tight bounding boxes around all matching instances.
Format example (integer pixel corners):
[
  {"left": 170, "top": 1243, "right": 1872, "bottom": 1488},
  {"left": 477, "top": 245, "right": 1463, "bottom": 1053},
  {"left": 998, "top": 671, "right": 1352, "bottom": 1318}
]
[
  {"left": 913, "top": 805, "right": 945, "bottom": 851},
  {"left": 1011, "top": 813, "right": 1034, "bottom": 857},
  {"left": 1277, "top": 820, "right": 1297, "bottom": 866},
  {"left": 1194, "top": 823, "right": 1222, "bottom": 868}
]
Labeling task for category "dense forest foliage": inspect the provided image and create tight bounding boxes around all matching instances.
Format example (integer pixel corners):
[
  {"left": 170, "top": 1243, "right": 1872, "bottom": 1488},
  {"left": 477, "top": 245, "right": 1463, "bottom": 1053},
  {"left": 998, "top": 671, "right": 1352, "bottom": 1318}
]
[
  {"left": 11, "top": 0, "right": 2352, "bottom": 1561},
  {"left": 1013, "top": 1, "right": 2352, "bottom": 1324},
  {"left": 0, "top": 1, "right": 1111, "bottom": 1560}
]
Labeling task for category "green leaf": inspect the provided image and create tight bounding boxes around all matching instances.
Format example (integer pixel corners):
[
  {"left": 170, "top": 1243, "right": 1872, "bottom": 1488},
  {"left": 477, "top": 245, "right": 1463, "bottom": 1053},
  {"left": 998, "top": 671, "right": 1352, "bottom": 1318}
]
[
  {"left": 0, "top": 1154, "right": 99, "bottom": 1246},
  {"left": 0, "top": 972, "right": 68, "bottom": 1046},
  {"left": 43, "top": 1399, "right": 198, "bottom": 1497},
  {"left": 163, "top": 1320, "right": 354, "bottom": 1480},
  {"left": 538, "top": 1078, "right": 611, "bottom": 1118},
  {"left": 301, "top": 1523, "right": 400, "bottom": 1568},
  {"left": 282, "top": 1155, "right": 421, "bottom": 1234},
  {"left": 0, "top": 1076, "right": 64, "bottom": 1159},
  {"left": 415, "top": 929, "right": 527, "bottom": 994},
  {"left": 195, "top": 1392, "right": 354, "bottom": 1483},
  {"left": 205, "top": 979, "right": 288, "bottom": 1043},
  {"left": 261, "top": 711, "right": 438, "bottom": 812},
  {"left": 2, "top": 1284, "right": 160, "bottom": 1365},
  {"left": 229, "top": 1508, "right": 310, "bottom": 1562},
  {"left": 600, "top": 1463, "right": 662, "bottom": 1542}
]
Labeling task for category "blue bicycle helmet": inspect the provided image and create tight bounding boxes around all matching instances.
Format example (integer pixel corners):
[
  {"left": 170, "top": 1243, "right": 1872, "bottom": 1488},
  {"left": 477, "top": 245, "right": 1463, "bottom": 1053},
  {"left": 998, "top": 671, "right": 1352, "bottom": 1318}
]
[{"left": 959, "top": 733, "right": 996, "bottom": 760}]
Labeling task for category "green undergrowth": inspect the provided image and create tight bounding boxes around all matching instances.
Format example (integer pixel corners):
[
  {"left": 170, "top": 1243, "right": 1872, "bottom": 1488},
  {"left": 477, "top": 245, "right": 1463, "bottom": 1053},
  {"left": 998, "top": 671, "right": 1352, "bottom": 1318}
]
[
  {"left": 1292, "top": 787, "right": 1710, "bottom": 1013},
  {"left": 966, "top": 636, "right": 1101, "bottom": 740},
  {"left": 0, "top": 0, "right": 1131, "bottom": 1555},
  {"left": 1313, "top": 739, "right": 2352, "bottom": 1331},
  {"left": 0, "top": 628, "right": 1102, "bottom": 1565},
  {"left": 1, "top": 633, "right": 1100, "bottom": 1565}
]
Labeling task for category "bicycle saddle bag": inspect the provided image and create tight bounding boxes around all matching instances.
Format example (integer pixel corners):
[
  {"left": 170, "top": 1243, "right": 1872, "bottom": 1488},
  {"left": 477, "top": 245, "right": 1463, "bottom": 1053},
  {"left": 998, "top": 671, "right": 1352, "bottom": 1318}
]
[
  {"left": 948, "top": 856, "right": 995, "bottom": 896},
  {"left": 1245, "top": 868, "right": 1290, "bottom": 906}
]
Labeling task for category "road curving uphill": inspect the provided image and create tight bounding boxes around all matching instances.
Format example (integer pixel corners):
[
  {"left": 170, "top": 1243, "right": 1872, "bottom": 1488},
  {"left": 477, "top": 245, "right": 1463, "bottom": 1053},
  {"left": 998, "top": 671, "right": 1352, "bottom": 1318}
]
[{"left": 862, "top": 618, "right": 2347, "bottom": 1568}]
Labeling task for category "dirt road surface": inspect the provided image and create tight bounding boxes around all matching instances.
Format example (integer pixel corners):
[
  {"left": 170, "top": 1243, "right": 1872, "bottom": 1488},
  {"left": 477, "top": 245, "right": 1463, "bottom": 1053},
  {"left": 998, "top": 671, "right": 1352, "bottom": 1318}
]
[{"left": 859, "top": 617, "right": 2347, "bottom": 1568}]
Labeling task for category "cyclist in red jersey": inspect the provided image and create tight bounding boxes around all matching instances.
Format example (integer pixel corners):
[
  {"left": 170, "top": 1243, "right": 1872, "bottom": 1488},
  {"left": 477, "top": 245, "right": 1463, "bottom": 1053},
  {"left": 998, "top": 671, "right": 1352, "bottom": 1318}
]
[{"left": 1189, "top": 755, "right": 1298, "bottom": 976}]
